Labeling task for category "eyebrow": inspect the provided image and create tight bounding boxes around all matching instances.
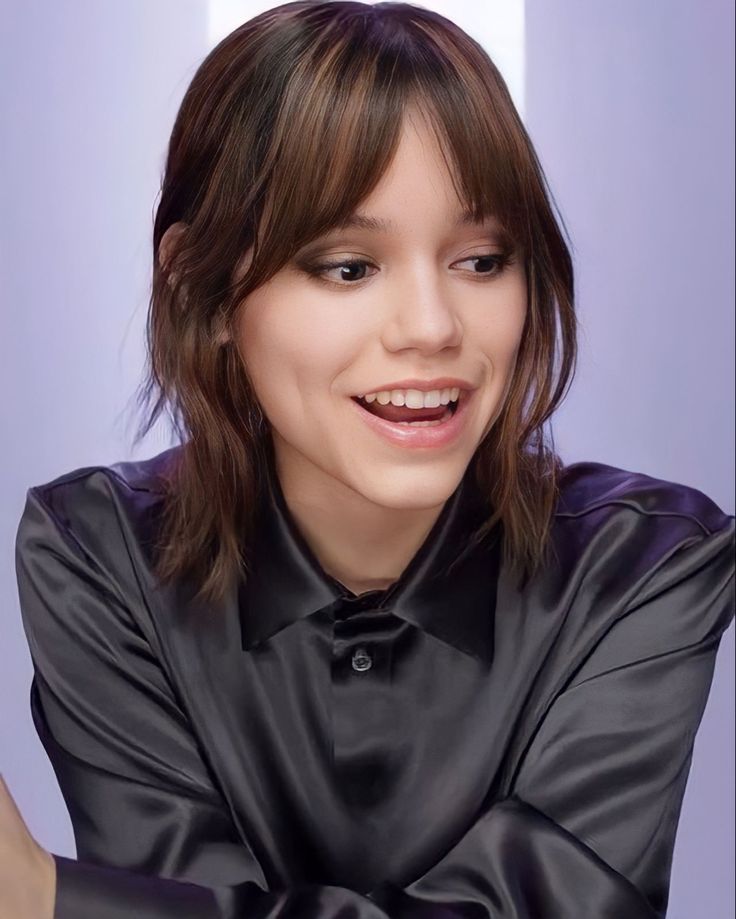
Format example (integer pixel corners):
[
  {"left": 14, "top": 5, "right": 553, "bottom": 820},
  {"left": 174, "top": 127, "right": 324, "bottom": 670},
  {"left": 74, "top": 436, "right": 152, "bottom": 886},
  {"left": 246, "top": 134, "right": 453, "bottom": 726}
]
[{"left": 334, "top": 208, "right": 491, "bottom": 233}]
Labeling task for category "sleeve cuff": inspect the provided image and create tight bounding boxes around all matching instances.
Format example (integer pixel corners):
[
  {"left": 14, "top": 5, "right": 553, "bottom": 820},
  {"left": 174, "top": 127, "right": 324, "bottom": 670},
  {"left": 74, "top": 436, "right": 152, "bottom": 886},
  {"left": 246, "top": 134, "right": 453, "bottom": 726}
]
[{"left": 52, "top": 853, "right": 218, "bottom": 919}]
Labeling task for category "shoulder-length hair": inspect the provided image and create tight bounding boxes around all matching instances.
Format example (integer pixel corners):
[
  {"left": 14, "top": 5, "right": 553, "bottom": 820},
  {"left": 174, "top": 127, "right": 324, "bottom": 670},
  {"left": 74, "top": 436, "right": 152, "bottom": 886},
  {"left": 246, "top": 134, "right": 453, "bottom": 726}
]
[{"left": 134, "top": 0, "right": 577, "bottom": 607}]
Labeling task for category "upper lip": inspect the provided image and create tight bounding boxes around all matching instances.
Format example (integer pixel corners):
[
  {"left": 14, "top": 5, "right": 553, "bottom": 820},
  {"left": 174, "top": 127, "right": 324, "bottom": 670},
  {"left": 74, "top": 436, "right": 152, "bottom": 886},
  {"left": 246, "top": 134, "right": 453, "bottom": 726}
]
[{"left": 354, "top": 377, "right": 476, "bottom": 396}]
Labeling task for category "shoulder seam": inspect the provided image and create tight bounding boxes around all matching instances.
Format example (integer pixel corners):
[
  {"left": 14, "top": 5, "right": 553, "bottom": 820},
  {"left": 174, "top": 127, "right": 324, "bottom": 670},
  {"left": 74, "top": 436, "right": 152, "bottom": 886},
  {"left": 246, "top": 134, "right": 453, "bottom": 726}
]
[
  {"left": 104, "top": 466, "right": 157, "bottom": 494},
  {"left": 555, "top": 497, "right": 721, "bottom": 537},
  {"left": 23, "top": 486, "right": 133, "bottom": 610},
  {"left": 30, "top": 465, "right": 156, "bottom": 499}
]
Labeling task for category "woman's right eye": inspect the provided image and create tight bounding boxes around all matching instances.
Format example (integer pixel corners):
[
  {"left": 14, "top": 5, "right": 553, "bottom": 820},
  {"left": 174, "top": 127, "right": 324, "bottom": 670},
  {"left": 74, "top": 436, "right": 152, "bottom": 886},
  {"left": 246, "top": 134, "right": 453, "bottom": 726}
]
[{"left": 303, "top": 258, "right": 377, "bottom": 286}]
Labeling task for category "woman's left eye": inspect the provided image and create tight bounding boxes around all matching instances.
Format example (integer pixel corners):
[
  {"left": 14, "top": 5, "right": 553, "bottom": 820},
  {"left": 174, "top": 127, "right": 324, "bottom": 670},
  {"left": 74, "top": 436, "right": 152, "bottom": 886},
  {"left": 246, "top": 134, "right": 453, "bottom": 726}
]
[
  {"left": 303, "top": 253, "right": 514, "bottom": 286},
  {"left": 456, "top": 254, "right": 514, "bottom": 277}
]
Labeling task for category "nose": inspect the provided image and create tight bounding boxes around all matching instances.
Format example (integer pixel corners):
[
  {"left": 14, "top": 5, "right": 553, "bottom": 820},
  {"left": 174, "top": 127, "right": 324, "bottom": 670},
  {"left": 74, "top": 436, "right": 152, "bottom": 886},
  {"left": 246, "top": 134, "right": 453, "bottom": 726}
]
[{"left": 380, "top": 265, "right": 463, "bottom": 355}]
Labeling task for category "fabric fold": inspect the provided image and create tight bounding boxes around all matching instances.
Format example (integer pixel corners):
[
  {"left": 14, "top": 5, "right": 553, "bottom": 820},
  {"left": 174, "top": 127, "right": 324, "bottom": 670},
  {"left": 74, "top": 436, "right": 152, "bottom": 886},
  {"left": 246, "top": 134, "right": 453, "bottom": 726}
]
[{"left": 14, "top": 450, "right": 735, "bottom": 919}]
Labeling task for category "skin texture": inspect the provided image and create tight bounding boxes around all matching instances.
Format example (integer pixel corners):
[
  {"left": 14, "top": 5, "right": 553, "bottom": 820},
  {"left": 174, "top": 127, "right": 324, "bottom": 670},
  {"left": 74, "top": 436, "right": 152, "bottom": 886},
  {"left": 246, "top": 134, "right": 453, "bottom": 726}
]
[
  {"left": 0, "top": 774, "right": 55, "bottom": 919},
  {"left": 162, "top": 107, "right": 528, "bottom": 595}
]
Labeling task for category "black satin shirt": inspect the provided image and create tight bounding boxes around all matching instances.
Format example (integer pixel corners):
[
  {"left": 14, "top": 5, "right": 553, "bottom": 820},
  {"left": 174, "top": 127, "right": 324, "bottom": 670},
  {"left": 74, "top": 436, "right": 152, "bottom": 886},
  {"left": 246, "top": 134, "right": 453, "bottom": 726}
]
[{"left": 14, "top": 445, "right": 735, "bottom": 918}]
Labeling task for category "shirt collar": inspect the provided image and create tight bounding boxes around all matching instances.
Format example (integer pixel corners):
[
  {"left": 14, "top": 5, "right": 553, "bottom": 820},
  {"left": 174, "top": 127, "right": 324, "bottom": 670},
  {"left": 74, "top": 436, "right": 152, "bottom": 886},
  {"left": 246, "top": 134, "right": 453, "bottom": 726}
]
[{"left": 239, "top": 462, "right": 501, "bottom": 664}]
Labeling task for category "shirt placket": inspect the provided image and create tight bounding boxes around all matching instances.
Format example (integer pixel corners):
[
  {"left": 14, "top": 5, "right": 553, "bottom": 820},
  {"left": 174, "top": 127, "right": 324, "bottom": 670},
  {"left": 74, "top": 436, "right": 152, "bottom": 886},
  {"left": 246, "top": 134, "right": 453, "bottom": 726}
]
[{"left": 330, "top": 590, "right": 400, "bottom": 810}]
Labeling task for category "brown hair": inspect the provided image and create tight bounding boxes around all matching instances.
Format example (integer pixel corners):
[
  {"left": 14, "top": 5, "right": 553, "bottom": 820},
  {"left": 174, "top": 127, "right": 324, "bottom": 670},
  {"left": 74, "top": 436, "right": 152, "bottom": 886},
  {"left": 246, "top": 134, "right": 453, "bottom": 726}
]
[{"left": 133, "top": 0, "right": 577, "bottom": 606}]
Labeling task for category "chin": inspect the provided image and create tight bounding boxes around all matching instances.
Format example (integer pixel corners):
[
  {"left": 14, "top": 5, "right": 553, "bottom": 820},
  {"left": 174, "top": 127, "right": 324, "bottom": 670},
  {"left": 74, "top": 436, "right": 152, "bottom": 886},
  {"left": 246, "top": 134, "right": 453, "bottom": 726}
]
[{"left": 343, "top": 462, "right": 469, "bottom": 511}]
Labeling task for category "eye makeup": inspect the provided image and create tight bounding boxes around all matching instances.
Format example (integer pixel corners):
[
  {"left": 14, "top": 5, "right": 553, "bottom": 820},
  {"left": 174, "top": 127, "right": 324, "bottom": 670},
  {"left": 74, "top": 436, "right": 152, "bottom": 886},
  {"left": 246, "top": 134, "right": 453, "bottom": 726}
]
[{"left": 294, "top": 250, "right": 517, "bottom": 288}]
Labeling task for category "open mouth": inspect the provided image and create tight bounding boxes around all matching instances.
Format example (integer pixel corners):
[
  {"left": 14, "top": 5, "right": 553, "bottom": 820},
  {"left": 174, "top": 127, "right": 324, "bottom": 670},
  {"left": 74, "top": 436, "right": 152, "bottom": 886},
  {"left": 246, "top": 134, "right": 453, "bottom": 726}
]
[{"left": 350, "top": 391, "right": 464, "bottom": 427}]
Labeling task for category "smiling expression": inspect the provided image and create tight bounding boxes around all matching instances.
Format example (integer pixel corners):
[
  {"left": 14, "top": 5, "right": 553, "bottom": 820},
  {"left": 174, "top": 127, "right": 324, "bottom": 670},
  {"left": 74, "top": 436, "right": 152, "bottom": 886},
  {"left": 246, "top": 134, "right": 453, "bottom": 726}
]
[{"left": 230, "top": 106, "right": 528, "bottom": 513}]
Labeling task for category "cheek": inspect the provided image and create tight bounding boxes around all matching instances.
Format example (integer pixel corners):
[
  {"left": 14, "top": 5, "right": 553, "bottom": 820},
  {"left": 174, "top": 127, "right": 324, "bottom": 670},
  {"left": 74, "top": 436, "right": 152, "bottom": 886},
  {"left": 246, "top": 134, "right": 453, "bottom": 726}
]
[
  {"left": 234, "top": 292, "right": 361, "bottom": 416},
  {"left": 234, "top": 300, "right": 281, "bottom": 400},
  {"left": 475, "top": 290, "right": 528, "bottom": 371}
]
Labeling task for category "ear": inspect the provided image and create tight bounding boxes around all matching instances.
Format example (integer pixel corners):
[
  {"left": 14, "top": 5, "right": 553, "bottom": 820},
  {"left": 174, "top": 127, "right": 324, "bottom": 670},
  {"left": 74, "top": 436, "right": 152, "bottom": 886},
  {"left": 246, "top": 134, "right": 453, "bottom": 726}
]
[
  {"left": 233, "top": 244, "right": 255, "bottom": 284},
  {"left": 218, "top": 245, "right": 255, "bottom": 346},
  {"left": 215, "top": 318, "right": 231, "bottom": 347},
  {"left": 158, "top": 222, "right": 188, "bottom": 283}
]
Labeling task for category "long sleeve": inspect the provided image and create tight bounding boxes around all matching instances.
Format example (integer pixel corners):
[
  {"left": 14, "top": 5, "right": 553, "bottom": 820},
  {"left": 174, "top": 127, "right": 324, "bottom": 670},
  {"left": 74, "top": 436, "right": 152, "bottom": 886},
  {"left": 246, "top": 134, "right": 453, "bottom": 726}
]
[
  {"left": 367, "top": 517, "right": 736, "bottom": 918},
  {"left": 15, "top": 487, "right": 389, "bottom": 919}
]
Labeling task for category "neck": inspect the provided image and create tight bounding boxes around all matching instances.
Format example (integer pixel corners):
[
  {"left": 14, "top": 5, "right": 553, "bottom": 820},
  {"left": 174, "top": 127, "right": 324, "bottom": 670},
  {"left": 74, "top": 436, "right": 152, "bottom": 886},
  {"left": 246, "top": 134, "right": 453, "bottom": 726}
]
[{"left": 272, "top": 461, "right": 447, "bottom": 598}]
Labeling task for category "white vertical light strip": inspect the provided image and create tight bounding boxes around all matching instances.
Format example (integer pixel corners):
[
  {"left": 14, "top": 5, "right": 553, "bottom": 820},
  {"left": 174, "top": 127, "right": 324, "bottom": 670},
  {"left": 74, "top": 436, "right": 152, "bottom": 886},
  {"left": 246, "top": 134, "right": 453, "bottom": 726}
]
[
  {"left": 206, "top": 0, "right": 525, "bottom": 117},
  {"left": 207, "top": 0, "right": 276, "bottom": 46},
  {"left": 422, "top": 0, "right": 525, "bottom": 117}
]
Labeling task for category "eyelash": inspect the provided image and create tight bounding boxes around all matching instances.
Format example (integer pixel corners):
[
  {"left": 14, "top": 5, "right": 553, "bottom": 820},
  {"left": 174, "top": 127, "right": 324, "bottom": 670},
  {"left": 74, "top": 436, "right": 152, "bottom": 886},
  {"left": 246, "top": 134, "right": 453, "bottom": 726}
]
[{"left": 301, "top": 252, "right": 516, "bottom": 288}]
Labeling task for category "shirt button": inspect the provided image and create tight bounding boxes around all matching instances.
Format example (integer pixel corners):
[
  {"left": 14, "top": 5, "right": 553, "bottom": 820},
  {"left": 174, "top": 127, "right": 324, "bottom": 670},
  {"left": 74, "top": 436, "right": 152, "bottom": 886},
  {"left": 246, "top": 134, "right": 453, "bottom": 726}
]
[{"left": 351, "top": 646, "right": 372, "bottom": 672}]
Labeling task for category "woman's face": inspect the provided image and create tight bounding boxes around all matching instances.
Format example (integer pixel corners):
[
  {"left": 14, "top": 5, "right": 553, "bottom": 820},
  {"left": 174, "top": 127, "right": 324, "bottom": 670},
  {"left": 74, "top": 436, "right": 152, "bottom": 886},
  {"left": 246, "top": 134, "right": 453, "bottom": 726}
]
[{"left": 231, "top": 110, "right": 528, "bottom": 512}]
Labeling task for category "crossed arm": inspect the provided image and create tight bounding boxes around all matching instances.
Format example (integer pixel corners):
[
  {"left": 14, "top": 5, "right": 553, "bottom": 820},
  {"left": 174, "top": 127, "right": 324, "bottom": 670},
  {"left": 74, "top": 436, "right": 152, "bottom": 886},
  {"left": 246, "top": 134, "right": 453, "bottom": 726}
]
[{"left": 15, "top": 488, "right": 735, "bottom": 919}]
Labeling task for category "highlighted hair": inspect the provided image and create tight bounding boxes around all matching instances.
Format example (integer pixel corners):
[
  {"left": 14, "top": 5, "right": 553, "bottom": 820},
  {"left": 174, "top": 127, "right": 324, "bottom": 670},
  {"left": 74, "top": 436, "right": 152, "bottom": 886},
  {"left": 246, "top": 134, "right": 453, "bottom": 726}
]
[{"left": 134, "top": 1, "right": 577, "bottom": 606}]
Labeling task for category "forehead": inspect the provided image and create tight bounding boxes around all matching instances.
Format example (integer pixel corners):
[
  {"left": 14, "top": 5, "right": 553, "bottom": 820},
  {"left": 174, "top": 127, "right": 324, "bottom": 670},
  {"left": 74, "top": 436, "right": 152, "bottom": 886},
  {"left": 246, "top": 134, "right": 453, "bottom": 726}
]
[
  {"left": 318, "top": 112, "right": 501, "bottom": 237},
  {"left": 333, "top": 207, "right": 497, "bottom": 234}
]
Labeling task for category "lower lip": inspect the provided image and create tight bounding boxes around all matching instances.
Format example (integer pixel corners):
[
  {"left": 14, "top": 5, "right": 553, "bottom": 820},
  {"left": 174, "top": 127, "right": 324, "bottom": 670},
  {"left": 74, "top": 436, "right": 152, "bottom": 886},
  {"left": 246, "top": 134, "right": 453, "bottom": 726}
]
[{"left": 349, "top": 390, "right": 475, "bottom": 449}]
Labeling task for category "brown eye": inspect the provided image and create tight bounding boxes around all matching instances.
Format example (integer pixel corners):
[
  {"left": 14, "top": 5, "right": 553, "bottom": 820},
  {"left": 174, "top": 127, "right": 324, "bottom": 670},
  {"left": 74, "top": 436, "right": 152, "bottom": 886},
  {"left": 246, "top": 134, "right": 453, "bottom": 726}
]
[
  {"left": 302, "top": 258, "right": 377, "bottom": 286},
  {"left": 330, "top": 261, "right": 369, "bottom": 282},
  {"left": 456, "top": 253, "right": 514, "bottom": 276},
  {"left": 298, "top": 250, "right": 515, "bottom": 288}
]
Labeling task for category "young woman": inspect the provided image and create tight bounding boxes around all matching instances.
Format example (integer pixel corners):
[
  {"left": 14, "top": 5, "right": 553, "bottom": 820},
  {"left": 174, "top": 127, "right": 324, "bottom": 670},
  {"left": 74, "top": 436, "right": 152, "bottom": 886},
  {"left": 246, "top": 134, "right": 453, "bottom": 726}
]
[{"left": 4, "top": 2, "right": 734, "bottom": 917}]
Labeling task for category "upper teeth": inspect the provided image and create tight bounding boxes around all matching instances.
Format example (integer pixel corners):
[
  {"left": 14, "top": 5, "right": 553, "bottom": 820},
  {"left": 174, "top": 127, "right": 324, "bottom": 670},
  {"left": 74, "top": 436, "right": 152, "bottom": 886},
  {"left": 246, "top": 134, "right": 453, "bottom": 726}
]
[{"left": 357, "top": 387, "right": 461, "bottom": 408}]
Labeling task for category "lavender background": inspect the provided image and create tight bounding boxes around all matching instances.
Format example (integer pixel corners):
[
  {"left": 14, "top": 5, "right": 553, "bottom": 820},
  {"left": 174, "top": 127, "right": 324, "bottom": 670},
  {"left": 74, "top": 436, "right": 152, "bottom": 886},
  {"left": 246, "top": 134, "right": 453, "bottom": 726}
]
[{"left": 1, "top": 1, "right": 733, "bottom": 916}]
